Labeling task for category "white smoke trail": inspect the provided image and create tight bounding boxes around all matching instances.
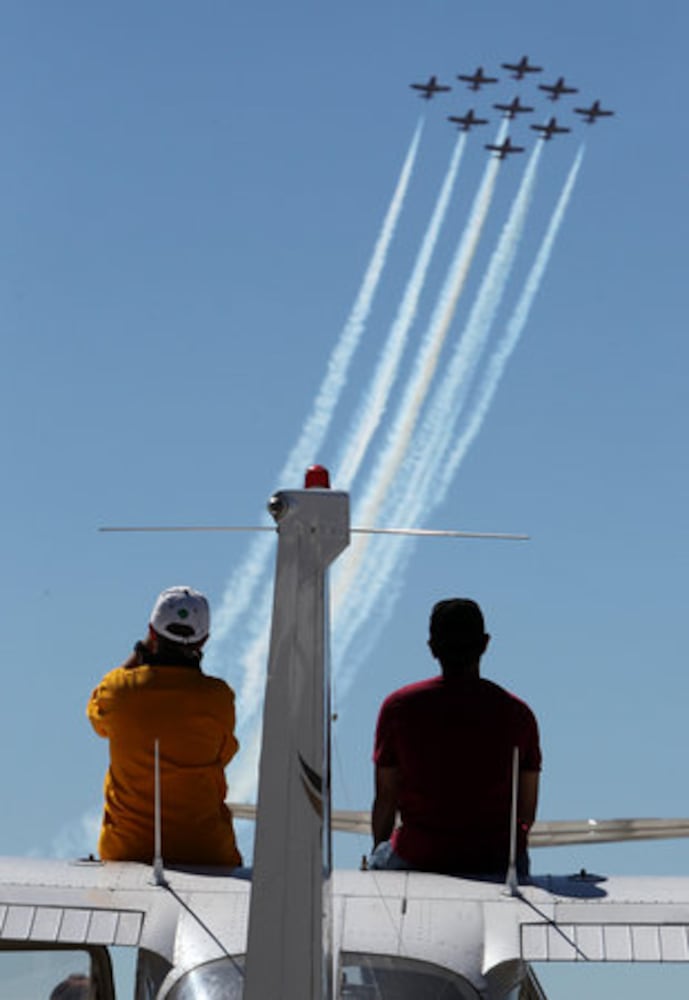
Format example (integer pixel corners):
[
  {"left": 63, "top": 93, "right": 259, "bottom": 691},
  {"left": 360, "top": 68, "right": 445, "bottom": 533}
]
[
  {"left": 398, "top": 141, "right": 545, "bottom": 528},
  {"left": 335, "top": 131, "right": 467, "bottom": 490},
  {"left": 205, "top": 121, "right": 424, "bottom": 675},
  {"left": 278, "top": 119, "right": 424, "bottom": 488},
  {"left": 331, "top": 121, "right": 508, "bottom": 620},
  {"left": 440, "top": 146, "right": 585, "bottom": 490},
  {"left": 334, "top": 139, "right": 544, "bottom": 682}
]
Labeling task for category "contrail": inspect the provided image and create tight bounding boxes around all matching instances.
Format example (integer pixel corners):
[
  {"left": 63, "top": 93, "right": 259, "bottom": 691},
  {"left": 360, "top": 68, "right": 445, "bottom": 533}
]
[
  {"left": 333, "top": 139, "right": 544, "bottom": 682},
  {"left": 399, "top": 140, "right": 545, "bottom": 529},
  {"left": 331, "top": 121, "right": 508, "bottom": 619},
  {"left": 440, "top": 146, "right": 585, "bottom": 491},
  {"left": 278, "top": 119, "right": 424, "bottom": 488},
  {"left": 205, "top": 121, "right": 424, "bottom": 672},
  {"left": 335, "top": 131, "right": 467, "bottom": 490}
]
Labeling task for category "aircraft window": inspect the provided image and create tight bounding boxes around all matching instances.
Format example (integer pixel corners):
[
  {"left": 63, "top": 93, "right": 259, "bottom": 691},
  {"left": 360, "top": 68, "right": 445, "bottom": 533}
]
[
  {"left": 340, "top": 954, "right": 480, "bottom": 1000},
  {"left": 0, "top": 946, "right": 109, "bottom": 1000},
  {"left": 164, "top": 956, "right": 245, "bottom": 1000}
]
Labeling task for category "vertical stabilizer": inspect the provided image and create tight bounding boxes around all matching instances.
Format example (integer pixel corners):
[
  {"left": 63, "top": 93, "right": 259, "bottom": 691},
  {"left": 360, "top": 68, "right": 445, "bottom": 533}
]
[{"left": 244, "top": 475, "right": 349, "bottom": 1000}]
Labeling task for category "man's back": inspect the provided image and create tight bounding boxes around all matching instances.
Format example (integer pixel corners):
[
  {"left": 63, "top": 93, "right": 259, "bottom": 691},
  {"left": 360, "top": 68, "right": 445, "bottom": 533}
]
[
  {"left": 88, "top": 663, "right": 241, "bottom": 866},
  {"left": 374, "top": 674, "right": 541, "bottom": 873}
]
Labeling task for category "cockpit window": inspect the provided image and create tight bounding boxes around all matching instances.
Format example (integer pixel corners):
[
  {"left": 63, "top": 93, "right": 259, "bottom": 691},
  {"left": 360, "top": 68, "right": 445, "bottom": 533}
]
[
  {"left": 164, "top": 956, "right": 245, "bottom": 1000},
  {"left": 340, "top": 953, "right": 481, "bottom": 1000},
  {"left": 162, "top": 953, "right": 478, "bottom": 1000},
  {"left": 0, "top": 947, "right": 101, "bottom": 999}
]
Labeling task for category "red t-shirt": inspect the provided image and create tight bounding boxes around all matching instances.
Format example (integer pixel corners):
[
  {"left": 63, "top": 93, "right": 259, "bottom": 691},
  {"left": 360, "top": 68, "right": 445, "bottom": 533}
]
[{"left": 373, "top": 675, "right": 541, "bottom": 873}]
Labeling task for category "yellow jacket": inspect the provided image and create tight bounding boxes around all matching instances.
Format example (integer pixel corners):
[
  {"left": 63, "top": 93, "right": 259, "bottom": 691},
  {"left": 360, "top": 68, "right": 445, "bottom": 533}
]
[{"left": 87, "top": 663, "right": 242, "bottom": 866}]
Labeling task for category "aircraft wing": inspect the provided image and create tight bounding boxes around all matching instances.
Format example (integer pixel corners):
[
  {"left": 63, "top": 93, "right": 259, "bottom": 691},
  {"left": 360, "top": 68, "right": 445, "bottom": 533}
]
[
  {"left": 331, "top": 870, "right": 689, "bottom": 993},
  {"left": 230, "top": 801, "right": 371, "bottom": 835},
  {"left": 232, "top": 804, "right": 689, "bottom": 846},
  {"left": 530, "top": 817, "right": 689, "bottom": 847}
]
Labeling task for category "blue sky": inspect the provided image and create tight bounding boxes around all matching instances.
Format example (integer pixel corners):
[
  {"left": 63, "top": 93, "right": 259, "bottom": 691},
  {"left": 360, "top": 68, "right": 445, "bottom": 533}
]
[{"left": 1, "top": 2, "right": 688, "bottom": 996}]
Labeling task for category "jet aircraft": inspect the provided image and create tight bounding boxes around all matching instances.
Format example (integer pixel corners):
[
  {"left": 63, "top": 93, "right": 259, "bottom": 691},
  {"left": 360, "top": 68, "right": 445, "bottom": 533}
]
[
  {"left": 493, "top": 96, "right": 534, "bottom": 119},
  {"left": 5, "top": 469, "right": 689, "bottom": 1000},
  {"left": 538, "top": 76, "right": 579, "bottom": 101},
  {"left": 409, "top": 75, "right": 451, "bottom": 100},
  {"left": 447, "top": 108, "right": 489, "bottom": 131},
  {"left": 574, "top": 99, "right": 615, "bottom": 123},
  {"left": 485, "top": 136, "right": 525, "bottom": 159},
  {"left": 530, "top": 116, "right": 571, "bottom": 140},
  {"left": 501, "top": 55, "right": 543, "bottom": 79},
  {"left": 457, "top": 66, "right": 499, "bottom": 91}
]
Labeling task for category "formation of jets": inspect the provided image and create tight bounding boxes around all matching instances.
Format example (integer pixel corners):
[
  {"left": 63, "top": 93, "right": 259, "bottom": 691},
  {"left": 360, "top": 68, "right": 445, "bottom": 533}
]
[{"left": 409, "top": 56, "right": 614, "bottom": 158}]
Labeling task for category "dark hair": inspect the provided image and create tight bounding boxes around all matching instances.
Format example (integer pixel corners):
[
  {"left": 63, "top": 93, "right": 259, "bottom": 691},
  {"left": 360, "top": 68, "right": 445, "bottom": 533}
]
[
  {"left": 50, "top": 974, "right": 90, "bottom": 1000},
  {"left": 429, "top": 599, "right": 485, "bottom": 643},
  {"left": 429, "top": 598, "right": 488, "bottom": 673},
  {"left": 149, "top": 632, "right": 203, "bottom": 668}
]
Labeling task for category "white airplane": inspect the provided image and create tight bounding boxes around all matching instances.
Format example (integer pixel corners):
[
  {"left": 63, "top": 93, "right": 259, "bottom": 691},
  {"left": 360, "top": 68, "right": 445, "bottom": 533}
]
[{"left": 4, "top": 470, "right": 689, "bottom": 999}]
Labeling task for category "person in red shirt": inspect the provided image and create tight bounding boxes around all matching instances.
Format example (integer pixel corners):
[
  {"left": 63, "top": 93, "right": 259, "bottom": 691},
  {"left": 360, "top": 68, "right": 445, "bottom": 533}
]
[
  {"left": 87, "top": 586, "right": 242, "bottom": 867},
  {"left": 371, "top": 598, "right": 541, "bottom": 878}
]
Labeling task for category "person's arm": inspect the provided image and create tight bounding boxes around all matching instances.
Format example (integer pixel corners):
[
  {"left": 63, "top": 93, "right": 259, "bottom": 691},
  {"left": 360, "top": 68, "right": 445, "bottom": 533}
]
[
  {"left": 219, "top": 687, "right": 240, "bottom": 766},
  {"left": 518, "top": 769, "right": 539, "bottom": 830},
  {"left": 86, "top": 672, "right": 118, "bottom": 738},
  {"left": 372, "top": 764, "right": 400, "bottom": 847}
]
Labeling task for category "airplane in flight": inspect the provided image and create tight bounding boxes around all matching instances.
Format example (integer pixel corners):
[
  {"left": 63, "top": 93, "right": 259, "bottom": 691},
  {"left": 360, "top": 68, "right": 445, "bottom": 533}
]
[
  {"left": 4, "top": 467, "right": 689, "bottom": 1000},
  {"left": 409, "top": 75, "right": 451, "bottom": 100},
  {"left": 501, "top": 55, "right": 543, "bottom": 79},
  {"left": 447, "top": 108, "right": 489, "bottom": 131},
  {"left": 574, "top": 99, "right": 615, "bottom": 123},
  {"left": 538, "top": 76, "right": 579, "bottom": 101},
  {"left": 493, "top": 96, "right": 534, "bottom": 119},
  {"left": 485, "top": 136, "right": 525, "bottom": 160},
  {"left": 530, "top": 116, "right": 571, "bottom": 140},
  {"left": 457, "top": 66, "right": 499, "bottom": 91}
]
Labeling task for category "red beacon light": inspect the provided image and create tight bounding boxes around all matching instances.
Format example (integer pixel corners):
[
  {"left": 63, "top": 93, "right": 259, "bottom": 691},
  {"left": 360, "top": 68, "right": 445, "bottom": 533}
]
[{"left": 304, "top": 465, "right": 330, "bottom": 489}]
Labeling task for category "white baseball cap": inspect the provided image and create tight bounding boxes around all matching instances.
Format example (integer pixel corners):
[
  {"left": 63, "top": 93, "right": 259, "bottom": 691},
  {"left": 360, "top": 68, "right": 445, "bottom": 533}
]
[{"left": 149, "top": 586, "right": 210, "bottom": 645}]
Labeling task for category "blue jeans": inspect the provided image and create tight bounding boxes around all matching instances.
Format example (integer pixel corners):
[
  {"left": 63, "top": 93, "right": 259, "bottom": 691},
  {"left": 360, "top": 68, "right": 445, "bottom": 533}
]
[
  {"left": 368, "top": 841, "right": 412, "bottom": 870},
  {"left": 368, "top": 840, "right": 530, "bottom": 881}
]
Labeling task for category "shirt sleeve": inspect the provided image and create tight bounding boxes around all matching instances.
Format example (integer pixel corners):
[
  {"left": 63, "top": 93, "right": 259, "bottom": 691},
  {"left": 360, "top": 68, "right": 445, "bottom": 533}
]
[
  {"left": 218, "top": 685, "right": 240, "bottom": 767},
  {"left": 86, "top": 670, "right": 119, "bottom": 739},
  {"left": 519, "top": 706, "right": 542, "bottom": 772}
]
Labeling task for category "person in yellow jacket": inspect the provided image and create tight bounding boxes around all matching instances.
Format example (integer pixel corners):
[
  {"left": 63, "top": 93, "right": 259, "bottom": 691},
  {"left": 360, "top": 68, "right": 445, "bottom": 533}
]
[{"left": 87, "top": 586, "right": 242, "bottom": 867}]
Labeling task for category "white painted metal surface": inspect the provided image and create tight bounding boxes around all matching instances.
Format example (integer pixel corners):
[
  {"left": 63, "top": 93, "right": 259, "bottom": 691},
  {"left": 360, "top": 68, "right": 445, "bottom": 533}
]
[{"left": 244, "top": 484, "right": 349, "bottom": 1000}]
